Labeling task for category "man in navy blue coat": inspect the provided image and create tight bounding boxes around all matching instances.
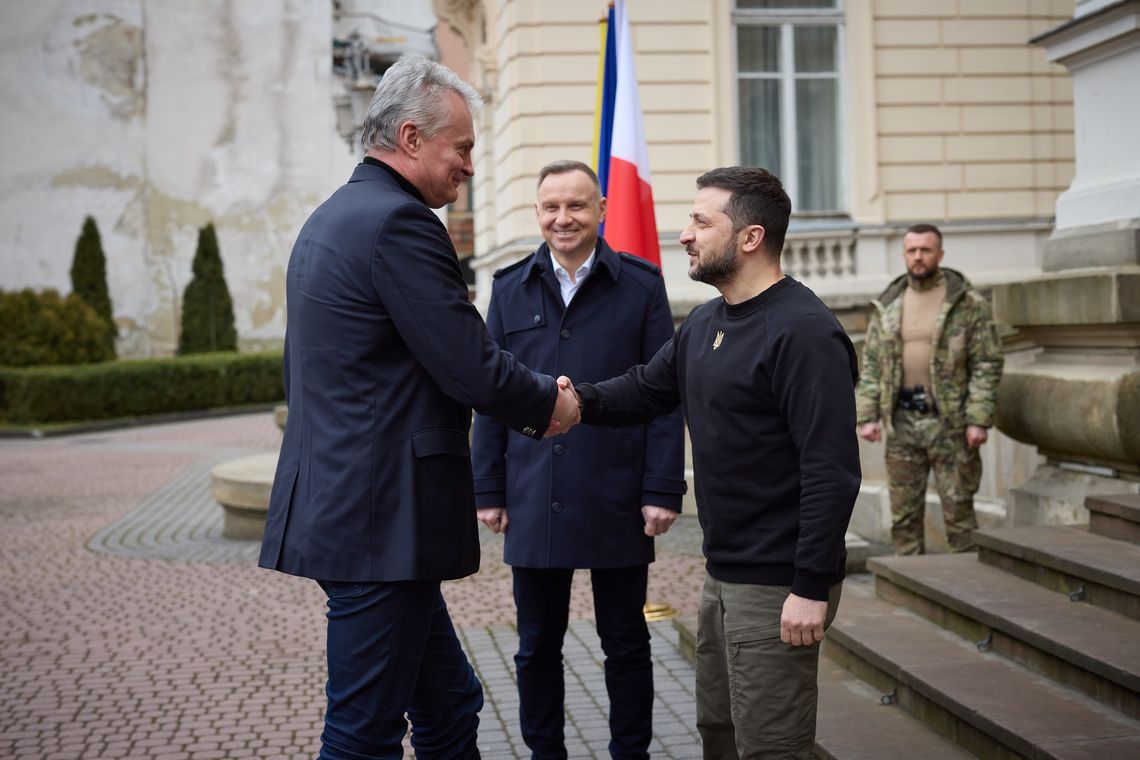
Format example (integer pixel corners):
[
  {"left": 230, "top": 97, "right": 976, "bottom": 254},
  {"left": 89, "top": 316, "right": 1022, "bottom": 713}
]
[
  {"left": 471, "top": 160, "right": 687, "bottom": 760},
  {"left": 259, "top": 57, "right": 580, "bottom": 760}
]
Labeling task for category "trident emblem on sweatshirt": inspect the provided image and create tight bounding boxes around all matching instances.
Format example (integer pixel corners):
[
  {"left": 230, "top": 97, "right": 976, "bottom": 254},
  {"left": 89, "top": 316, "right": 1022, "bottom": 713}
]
[{"left": 712, "top": 330, "right": 724, "bottom": 350}]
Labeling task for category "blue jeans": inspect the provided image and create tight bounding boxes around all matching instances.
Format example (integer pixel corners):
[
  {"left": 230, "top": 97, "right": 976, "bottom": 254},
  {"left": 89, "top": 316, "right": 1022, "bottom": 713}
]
[
  {"left": 317, "top": 580, "right": 483, "bottom": 759},
  {"left": 513, "top": 565, "right": 652, "bottom": 760}
]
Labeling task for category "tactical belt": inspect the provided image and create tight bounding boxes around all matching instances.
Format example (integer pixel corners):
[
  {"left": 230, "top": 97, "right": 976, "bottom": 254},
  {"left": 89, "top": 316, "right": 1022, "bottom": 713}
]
[{"left": 897, "top": 386, "right": 937, "bottom": 415}]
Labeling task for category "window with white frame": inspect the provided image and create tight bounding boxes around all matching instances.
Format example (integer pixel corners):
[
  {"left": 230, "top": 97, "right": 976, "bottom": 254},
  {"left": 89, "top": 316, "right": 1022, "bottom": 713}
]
[{"left": 735, "top": 0, "right": 844, "bottom": 214}]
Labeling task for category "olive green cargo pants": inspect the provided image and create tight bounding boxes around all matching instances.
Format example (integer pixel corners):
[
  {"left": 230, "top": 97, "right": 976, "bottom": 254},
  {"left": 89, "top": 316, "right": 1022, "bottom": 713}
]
[{"left": 695, "top": 574, "right": 842, "bottom": 759}]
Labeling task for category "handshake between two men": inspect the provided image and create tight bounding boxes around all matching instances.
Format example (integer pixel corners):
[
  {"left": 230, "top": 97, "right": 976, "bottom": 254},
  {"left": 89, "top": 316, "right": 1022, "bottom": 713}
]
[
  {"left": 543, "top": 375, "right": 581, "bottom": 437},
  {"left": 477, "top": 375, "right": 676, "bottom": 540}
]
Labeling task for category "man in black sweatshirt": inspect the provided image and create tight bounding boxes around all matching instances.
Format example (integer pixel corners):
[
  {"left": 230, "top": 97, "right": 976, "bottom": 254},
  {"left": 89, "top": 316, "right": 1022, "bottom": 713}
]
[{"left": 564, "top": 167, "right": 861, "bottom": 759}]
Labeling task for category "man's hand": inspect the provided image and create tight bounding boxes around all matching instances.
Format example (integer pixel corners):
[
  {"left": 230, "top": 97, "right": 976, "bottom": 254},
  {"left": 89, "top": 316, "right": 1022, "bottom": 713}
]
[
  {"left": 477, "top": 507, "right": 509, "bottom": 534},
  {"left": 966, "top": 425, "right": 988, "bottom": 449},
  {"left": 545, "top": 377, "right": 581, "bottom": 437},
  {"left": 641, "top": 505, "right": 678, "bottom": 537},
  {"left": 556, "top": 375, "right": 577, "bottom": 395},
  {"left": 781, "top": 593, "right": 828, "bottom": 647},
  {"left": 857, "top": 421, "right": 881, "bottom": 443}
]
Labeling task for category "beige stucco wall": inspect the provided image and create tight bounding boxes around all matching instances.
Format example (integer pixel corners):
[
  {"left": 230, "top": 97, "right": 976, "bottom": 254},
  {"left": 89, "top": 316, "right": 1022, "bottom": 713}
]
[
  {"left": 467, "top": 0, "right": 1076, "bottom": 312},
  {"left": 871, "top": 0, "right": 1074, "bottom": 222},
  {"left": 468, "top": 0, "right": 729, "bottom": 311}
]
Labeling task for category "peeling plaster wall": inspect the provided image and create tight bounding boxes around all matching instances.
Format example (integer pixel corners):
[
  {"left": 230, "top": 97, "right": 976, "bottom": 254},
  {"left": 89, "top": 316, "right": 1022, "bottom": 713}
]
[{"left": 0, "top": 1, "right": 353, "bottom": 356}]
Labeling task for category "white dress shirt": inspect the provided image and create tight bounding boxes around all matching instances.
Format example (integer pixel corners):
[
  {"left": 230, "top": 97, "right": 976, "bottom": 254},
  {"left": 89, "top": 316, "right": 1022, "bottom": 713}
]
[{"left": 552, "top": 251, "right": 595, "bottom": 306}]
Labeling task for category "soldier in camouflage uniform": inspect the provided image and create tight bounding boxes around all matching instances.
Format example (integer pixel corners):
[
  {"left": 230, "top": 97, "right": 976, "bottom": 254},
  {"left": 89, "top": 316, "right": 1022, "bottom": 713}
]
[{"left": 855, "top": 224, "right": 1003, "bottom": 554}]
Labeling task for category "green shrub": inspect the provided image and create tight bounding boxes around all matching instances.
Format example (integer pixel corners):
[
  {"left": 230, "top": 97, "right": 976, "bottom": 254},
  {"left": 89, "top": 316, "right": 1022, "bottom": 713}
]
[
  {"left": 0, "top": 351, "right": 283, "bottom": 425},
  {"left": 69, "top": 216, "right": 116, "bottom": 357},
  {"left": 179, "top": 223, "right": 238, "bottom": 355},
  {"left": 0, "top": 289, "right": 116, "bottom": 367}
]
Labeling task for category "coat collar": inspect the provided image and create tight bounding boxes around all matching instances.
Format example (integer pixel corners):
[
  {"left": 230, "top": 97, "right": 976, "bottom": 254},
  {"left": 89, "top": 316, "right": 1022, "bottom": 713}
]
[
  {"left": 348, "top": 159, "right": 427, "bottom": 205},
  {"left": 522, "top": 238, "right": 622, "bottom": 284}
]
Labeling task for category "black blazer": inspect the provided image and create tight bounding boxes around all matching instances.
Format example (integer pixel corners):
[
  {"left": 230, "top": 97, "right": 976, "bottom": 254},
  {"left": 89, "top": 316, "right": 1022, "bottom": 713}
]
[{"left": 259, "top": 163, "right": 556, "bottom": 582}]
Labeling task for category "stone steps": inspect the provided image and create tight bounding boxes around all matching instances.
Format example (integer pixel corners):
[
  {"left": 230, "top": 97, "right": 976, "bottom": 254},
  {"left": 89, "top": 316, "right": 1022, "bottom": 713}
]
[
  {"left": 1088, "top": 494, "right": 1140, "bottom": 545},
  {"left": 826, "top": 588, "right": 1140, "bottom": 759},
  {"left": 815, "top": 656, "right": 975, "bottom": 760},
  {"left": 670, "top": 501, "right": 1140, "bottom": 758},
  {"left": 869, "top": 552, "right": 1140, "bottom": 720},
  {"left": 673, "top": 601, "right": 972, "bottom": 760},
  {"left": 975, "top": 525, "right": 1140, "bottom": 621}
]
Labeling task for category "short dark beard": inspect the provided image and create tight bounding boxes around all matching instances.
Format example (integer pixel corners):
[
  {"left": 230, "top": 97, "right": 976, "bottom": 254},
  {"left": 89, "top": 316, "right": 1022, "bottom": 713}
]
[
  {"left": 908, "top": 265, "right": 940, "bottom": 282},
  {"left": 689, "top": 237, "right": 739, "bottom": 288}
]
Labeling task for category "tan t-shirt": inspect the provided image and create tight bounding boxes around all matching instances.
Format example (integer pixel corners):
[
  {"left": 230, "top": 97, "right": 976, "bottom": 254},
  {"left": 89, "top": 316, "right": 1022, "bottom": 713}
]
[{"left": 901, "top": 276, "right": 946, "bottom": 389}]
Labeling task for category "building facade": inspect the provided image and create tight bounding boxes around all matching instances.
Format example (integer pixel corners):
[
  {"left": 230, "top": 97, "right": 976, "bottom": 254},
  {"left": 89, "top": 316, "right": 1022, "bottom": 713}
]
[
  {"left": 446, "top": 0, "right": 1074, "bottom": 313},
  {"left": 435, "top": 0, "right": 1078, "bottom": 540},
  {"left": 6, "top": 0, "right": 1117, "bottom": 539}
]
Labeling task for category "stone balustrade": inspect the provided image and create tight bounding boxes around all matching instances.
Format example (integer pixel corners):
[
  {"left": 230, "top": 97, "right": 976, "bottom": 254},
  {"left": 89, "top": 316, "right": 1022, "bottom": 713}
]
[{"left": 781, "top": 230, "right": 858, "bottom": 283}]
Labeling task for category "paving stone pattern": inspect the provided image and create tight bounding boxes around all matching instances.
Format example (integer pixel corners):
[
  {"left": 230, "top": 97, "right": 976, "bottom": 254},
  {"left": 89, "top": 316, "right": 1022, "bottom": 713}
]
[{"left": 0, "top": 414, "right": 706, "bottom": 759}]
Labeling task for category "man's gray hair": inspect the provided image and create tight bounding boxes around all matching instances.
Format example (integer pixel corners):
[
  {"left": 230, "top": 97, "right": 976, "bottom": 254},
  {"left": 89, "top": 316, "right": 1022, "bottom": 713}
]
[{"left": 359, "top": 55, "right": 483, "bottom": 153}]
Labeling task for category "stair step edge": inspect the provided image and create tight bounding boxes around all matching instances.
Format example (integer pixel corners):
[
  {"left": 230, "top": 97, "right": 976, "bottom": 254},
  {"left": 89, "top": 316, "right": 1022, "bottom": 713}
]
[
  {"left": 870, "top": 554, "right": 1140, "bottom": 692},
  {"left": 828, "top": 595, "right": 1140, "bottom": 758},
  {"left": 975, "top": 527, "right": 1140, "bottom": 595},
  {"left": 816, "top": 658, "right": 975, "bottom": 760},
  {"left": 1086, "top": 494, "right": 1140, "bottom": 523}
]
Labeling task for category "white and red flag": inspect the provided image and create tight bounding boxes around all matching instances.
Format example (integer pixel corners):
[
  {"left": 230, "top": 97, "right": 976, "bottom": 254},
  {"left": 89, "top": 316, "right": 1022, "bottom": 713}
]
[{"left": 593, "top": 0, "right": 660, "bottom": 266}]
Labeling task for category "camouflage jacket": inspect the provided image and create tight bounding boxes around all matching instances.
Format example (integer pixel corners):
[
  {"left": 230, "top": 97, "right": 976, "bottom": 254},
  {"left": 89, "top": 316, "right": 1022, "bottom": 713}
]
[{"left": 855, "top": 268, "right": 1003, "bottom": 432}]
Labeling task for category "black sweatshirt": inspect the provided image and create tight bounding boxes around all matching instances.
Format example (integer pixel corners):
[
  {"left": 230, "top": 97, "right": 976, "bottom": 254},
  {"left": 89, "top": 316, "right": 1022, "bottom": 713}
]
[{"left": 576, "top": 276, "right": 861, "bottom": 600}]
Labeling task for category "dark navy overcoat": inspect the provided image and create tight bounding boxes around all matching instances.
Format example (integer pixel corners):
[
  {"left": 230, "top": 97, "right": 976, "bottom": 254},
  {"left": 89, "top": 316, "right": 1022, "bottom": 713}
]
[
  {"left": 471, "top": 240, "right": 686, "bottom": 568},
  {"left": 259, "top": 162, "right": 556, "bottom": 583}
]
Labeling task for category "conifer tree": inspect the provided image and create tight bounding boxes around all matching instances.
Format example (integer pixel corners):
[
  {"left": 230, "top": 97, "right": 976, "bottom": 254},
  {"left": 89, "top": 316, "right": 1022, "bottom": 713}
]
[
  {"left": 69, "top": 216, "right": 116, "bottom": 357},
  {"left": 178, "top": 223, "right": 238, "bottom": 354}
]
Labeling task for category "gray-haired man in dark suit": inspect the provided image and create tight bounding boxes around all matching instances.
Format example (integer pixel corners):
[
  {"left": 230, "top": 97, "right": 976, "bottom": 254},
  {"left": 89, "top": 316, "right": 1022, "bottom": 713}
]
[{"left": 259, "top": 55, "right": 580, "bottom": 759}]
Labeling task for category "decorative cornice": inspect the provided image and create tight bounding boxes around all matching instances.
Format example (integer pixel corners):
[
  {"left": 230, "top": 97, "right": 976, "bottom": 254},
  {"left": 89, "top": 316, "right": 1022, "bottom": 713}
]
[{"left": 432, "top": 0, "right": 481, "bottom": 47}]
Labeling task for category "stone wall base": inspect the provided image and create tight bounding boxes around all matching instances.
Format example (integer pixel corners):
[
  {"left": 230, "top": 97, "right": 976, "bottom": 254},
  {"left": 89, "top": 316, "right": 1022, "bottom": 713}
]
[{"left": 1006, "top": 463, "right": 1140, "bottom": 527}]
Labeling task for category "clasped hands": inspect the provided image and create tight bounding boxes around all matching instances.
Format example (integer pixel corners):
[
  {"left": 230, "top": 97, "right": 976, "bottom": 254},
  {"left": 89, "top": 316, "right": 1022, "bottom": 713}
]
[{"left": 543, "top": 375, "right": 580, "bottom": 437}]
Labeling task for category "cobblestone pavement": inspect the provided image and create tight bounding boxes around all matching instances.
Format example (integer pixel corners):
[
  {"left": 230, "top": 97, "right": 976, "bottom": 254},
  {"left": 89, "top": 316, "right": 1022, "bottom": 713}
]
[{"left": 0, "top": 413, "right": 706, "bottom": 759}]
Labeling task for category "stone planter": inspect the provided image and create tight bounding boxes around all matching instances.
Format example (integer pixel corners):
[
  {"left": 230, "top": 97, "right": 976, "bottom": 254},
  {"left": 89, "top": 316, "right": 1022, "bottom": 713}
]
[{"left": 211, "top": 453, "right": 277, "bottom": 540}]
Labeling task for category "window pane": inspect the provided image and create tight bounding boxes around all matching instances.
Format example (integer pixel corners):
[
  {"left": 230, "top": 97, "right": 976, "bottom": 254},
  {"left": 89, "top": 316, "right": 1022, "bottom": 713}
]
[
  {"left": 737, "top": 25, "right": 780, "bottom": 73},
  {"left": 737, "top": 0, "right": 837, "bottom": 9},
  {"left": 794, "top": 26, "right": 836, "bottom": 72},
  {"left": 739, "top": 79, "right": 782, "bottom": 175},
  {"left": 795, "top": 78, "right": 839, "bottom": 211}
]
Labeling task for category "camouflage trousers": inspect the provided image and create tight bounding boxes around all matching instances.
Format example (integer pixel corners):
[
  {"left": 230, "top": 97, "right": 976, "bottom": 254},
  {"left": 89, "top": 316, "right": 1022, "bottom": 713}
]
[{"left": 885, "top": 408, "right": 981, "bottom": 555}]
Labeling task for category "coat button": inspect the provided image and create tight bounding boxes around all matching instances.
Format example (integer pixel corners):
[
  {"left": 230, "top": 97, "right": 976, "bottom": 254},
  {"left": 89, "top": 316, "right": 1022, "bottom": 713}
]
[
  {"left": 533, "top": 314, "right": 541, "bottom": 324},
  {"left": 560, "top": 328, "right": 570, "bottom": 339},
  {"left": 552, "top": 501, "right": 563, "bottom": 513},
  {"left": 553, "top": 444, "right": 565, "bottom": 455}
]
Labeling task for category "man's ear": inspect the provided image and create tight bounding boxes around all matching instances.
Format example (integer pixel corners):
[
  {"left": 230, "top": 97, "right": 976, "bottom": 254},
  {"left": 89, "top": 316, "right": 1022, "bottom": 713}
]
[
  {"left": 396, "top": 121, "right": 419, "bottom": 155},
  {"left": 740, "top": 224, "right": 767, "bottom": 254},
  {"left": 597, "top": 196, "right": 607, "bottom": 224}
]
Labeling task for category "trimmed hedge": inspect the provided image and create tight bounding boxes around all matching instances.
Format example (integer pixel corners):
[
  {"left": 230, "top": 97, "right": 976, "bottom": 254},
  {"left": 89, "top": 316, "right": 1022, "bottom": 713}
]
[
  {"left": 0, "top": 288, "right": 115, "bottom": 367},
  {"left": 0, "top": 351, "right": 283, "bottom": 425}
]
